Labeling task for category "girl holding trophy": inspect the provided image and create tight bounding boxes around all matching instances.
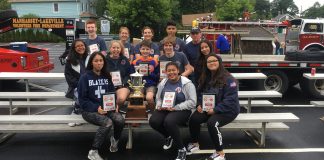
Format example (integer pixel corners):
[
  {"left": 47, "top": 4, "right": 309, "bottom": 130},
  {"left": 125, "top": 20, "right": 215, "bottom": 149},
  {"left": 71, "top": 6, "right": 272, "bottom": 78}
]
[
  {"left": 78, "top": 52, "right": 125, "bottom": 160},
  {"left": 186, "top": 54, "right": 240, "bottom": 160}
]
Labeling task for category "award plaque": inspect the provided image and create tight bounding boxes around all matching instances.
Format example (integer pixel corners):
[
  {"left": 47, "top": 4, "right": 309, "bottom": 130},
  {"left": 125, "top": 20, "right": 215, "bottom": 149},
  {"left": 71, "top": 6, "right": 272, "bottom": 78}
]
[
  {"left": 138, "top": 62, "right": 150, "bottom": 76},
  {"left": 102, "top": 93, "right": 116, "bottom": 111},
  {"left": 124, "top": 48, "right": 130, "bottom": 59},
  {"left": 160, "top": 61, "right": 171, "bottom": 79},
  {"left": 89, "top": 44, "right": 99, "bottom": 54},
  {"left": 202, "top": 94, "right": 216, "bottom": 112},
  {"left": 111, "top": 71, "right": 122, "bottom": 87},
  {"left": 162, "top": 92, "right": 176, "bottom": 108}
]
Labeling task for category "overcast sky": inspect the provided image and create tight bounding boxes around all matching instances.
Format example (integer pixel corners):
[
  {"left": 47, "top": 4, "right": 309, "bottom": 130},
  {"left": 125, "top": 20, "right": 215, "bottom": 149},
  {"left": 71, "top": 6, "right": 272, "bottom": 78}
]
[{"left": 293, "top": 0, "right": 323, "bottom": 12}]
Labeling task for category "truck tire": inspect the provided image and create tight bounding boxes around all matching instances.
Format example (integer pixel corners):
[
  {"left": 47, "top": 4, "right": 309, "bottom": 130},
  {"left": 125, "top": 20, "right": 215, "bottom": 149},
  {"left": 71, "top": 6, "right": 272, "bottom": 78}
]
[
  {"left": 0, "top": 10, "right": 18, "bottom": 21},
  {"left": 300, "top": 77, "right": 324, "bottom": 99},
  {"left": 263, "top": 70, "right": 289, "bottom": 94}
]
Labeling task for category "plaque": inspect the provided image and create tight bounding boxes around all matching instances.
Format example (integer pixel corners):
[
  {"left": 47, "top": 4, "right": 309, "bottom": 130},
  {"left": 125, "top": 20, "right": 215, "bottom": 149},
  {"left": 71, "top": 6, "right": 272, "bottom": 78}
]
[
  {"left": 102, "top": 93, "right": 116, "bottom": 111},
  {"left": 110, "top": 71, "right": 122, "bottom": 87},
  {"left": 160, "top": 61, "right": 171, "bottom": 79},
  {"left": 124, "top": 48, "right": 130, "bottom": 59},
  {"left": 139, "top": 62, "right": 150, "bottom": 76},
  {"left": 202, "top": 94, "right": 216, "bottom": 112},
  {"left": 89, "top": 44, "right": 99, "bottom": 54},
  {"left": 162, "top": 92, "right": 176, "bottom": 108}
]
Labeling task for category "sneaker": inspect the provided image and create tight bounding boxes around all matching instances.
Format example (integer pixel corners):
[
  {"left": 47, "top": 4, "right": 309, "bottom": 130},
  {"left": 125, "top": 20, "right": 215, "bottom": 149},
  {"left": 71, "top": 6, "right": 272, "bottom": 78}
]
[
  {"left": 175, "top": 148, "right": 186, "bottom": 160},
  {"left": 163, "top": 136, "right": 173, "bottom": 150},
  {"left": 68, "top": 122, "right": 76, "bottom": 127},
  {"left": 205, "top": 152, "right": 225, "bottom": 160},
  {"left": 110, "top": 136, "right": 119, "bottom": 152},
  {"left": 186, "top": 143, "right": 200, "bottom": 155},
  {"left": 68, "top": 110, "right": 81, "bottom": 127},
  {"left": 87, "top": 150, "right": 103, "bottom": 160}
]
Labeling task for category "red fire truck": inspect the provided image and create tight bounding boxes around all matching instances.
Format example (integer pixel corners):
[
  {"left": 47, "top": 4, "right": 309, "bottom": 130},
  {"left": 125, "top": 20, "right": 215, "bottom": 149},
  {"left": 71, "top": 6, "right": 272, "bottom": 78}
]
[
  {"left": 0, "top": 10, "right": 85, "bottom": 73},
  {"left": 286, "top": 18, "right": 324, "bottom": 51},
  {"left": 182, "top": 20, "right": 324, "bottom": 99}
]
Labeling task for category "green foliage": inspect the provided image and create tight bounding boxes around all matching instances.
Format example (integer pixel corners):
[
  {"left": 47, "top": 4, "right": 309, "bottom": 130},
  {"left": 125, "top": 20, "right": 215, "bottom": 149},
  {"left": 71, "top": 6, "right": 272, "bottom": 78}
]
[
  {"left": 95, "top": 0, "right": 108, "bottom": 17},
  {"left": 270, "top": 0, "right": 299, "bottom": 16},
  {"left": 215, "top": 0, "right": 254, "bottom": 21},
  {"left": 254, "top": 0, "right": 270, "bottom": 20},
  {"left": 107, "top": 0, "right": 172, "bottom": 40},
  {"left": 302, "top": 2, "right": 324, "bottom": 18},
  {"left": 179, "top": 0, "right": 216, "bottom": 14},
  {"left": 20, "top": 13, "right": 39, "bottom": 18},
  {"left": 0, "top": 0, "right": 10, "bottom": 10}
]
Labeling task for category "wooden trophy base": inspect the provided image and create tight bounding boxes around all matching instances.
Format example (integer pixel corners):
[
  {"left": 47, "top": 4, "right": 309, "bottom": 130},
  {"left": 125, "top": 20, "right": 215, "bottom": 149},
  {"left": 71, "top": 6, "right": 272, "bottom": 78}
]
[{"left": 125, "top": 96, "right": 147, "bottom": 121}]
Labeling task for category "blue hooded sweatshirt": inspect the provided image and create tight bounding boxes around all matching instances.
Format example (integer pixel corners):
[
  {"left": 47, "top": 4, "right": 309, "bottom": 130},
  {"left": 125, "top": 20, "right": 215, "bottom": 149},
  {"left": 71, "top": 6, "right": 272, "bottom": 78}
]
[{"left": 78, "top": 70, "right": 115, "bottom": 112}]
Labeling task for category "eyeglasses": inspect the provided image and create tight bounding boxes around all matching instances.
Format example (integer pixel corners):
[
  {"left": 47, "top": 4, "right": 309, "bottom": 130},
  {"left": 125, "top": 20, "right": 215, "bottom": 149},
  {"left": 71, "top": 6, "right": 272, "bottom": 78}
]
[{"left": 207, "top": 60, "right": 218, "bottom": 63}]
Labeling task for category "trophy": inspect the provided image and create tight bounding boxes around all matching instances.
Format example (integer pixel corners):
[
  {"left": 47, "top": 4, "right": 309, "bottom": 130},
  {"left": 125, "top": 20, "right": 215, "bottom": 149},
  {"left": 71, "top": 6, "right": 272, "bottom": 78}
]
[{"left": 128, "top": 65, "right": 146, "bottom": 105}]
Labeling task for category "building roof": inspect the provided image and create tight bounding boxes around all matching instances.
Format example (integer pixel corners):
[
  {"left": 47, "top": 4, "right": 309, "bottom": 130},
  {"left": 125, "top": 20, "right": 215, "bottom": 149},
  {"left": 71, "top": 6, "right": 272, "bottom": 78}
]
[
  {"left": 182, "top": 13, "right": 213, "bottom": 27},
  {"left": 273, "top": 14, "right": 295, "bottom": 22}
]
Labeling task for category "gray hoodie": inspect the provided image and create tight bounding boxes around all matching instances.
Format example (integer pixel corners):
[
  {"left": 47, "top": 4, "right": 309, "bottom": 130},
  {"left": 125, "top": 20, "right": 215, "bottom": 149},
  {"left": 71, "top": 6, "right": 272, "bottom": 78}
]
[{"left": 155, "top": 76, "right": 197, "bottom": 111}]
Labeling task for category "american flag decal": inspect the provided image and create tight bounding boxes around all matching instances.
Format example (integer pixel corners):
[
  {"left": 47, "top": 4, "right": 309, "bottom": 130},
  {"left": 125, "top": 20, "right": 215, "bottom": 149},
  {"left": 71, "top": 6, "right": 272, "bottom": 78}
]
[{"left": 230, "top": 82, "right": 237, "bottom": 87}]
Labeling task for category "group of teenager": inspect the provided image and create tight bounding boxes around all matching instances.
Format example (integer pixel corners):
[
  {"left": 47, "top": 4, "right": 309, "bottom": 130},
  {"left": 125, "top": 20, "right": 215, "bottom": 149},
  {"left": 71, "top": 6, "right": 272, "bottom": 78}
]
[{"left": 64, "top": 19, "right": 240, "bottom": 160}]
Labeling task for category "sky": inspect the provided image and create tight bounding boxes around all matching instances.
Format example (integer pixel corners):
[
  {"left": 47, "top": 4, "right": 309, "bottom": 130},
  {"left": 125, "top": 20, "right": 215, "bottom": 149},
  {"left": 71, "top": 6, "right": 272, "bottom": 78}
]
[{"left": 293, "top": 0, "right": 323, "bottom": 12}]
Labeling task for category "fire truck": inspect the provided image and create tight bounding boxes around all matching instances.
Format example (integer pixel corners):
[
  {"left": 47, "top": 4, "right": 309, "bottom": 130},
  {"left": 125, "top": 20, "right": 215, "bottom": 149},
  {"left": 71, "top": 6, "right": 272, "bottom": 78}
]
[
  {"left": 0, "top": 10, "right": 85, "bottom": 72},
  {"left": 286, "top": 18, "right": 324, "bottom": 51},
  {"left": 181, "top": 20, "right": 324, "bottom": 98}
]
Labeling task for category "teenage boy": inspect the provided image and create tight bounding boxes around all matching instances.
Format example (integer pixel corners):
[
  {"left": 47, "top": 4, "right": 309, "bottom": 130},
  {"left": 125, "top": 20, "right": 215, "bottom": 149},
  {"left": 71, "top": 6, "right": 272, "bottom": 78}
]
[
  {"left": 160, "top": 20, "right": 186, "bottom": 54},
  {"left": 132, "top": 40, "right": 159, "bottom": 112},
  {"left": 85, "top": 19, "right": 107, "bottom": 55}
]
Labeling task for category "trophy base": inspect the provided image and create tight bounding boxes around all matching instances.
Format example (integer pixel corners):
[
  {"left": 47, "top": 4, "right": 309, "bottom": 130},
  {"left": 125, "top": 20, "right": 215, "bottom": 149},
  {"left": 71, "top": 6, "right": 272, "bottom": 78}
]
[{"left": 126, "top": 94, "right": 147, "bottom": 120}]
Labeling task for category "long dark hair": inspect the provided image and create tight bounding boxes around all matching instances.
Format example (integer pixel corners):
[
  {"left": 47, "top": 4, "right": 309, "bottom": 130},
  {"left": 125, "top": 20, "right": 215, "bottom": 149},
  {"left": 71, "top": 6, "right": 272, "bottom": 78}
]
[
  {"left": 196, "top": 39, "right": 213, "bottom": 73},
  {"left": 86, "top": 51, "right": 111, "bottom": 79},
  {"left": 67, "top": 39, "right": 89, "bottom": 66},
  {"left": 198, "top": 53, "right": 231, "bottom": 91}
]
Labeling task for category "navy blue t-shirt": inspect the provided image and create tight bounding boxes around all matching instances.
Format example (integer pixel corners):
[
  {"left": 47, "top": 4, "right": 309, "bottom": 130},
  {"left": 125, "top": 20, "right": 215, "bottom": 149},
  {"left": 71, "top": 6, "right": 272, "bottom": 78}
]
[
  {"left": 183, "top": 41, "right": 200, "bottom": 67},
  {"left": 159, "top": 52, "right": 189, "bottom": 74}
]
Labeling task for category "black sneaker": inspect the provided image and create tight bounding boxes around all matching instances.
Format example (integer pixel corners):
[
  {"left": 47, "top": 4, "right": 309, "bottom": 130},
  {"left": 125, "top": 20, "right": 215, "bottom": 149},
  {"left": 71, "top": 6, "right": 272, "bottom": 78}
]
[
  {"left": 175, "top": 148, "right": 186, "bottom": 160},
  {"left": 163, "top": 136, "right": 173, "bottom": 150}
]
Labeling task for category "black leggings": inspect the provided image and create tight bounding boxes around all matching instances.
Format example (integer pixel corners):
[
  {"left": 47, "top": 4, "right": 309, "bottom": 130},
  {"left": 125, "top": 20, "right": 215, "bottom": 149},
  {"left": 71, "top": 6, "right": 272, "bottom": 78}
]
[
  {"left": 149, "top": 110, "right": 191, "bottom": 149},
  {"left": 189, "top": 111, "right": 236, "bottom": 151},
  {"left": 82, "top": 111, "right": 125, "bottom": 149}
]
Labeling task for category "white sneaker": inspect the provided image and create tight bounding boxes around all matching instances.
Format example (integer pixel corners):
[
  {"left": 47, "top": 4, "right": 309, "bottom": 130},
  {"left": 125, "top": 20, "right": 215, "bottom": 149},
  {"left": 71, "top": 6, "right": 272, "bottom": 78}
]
[
  {"left": 186, "top": 143, "right": 200, "bottom": 155},
  {"left": 110, "top": 136, "right": 119, "bottom": 152},
  {"left": 87, "top": 150, "right": 103, "bottom": 160},
  {"left": 68, "top": 110, "right": 82, "bottom": 127},
  {"left": 163, "top": 136, "right": 173, "bottom": 150},
  {"left": 205, "top": 152, "right": 225, "bottom": 160},
  {"left": 68, "top": 122, "right": 76, "bottom": 127},
  {"left": 175, "top": 148, "right": 187, "bottom": 160}
]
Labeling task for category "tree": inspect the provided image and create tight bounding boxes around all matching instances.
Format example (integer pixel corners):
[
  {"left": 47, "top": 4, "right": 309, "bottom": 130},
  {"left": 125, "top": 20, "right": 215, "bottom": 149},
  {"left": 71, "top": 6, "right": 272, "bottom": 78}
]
[
  {"left": 254, "top": 0, "right": 270, "bottom": 20},
  {"left": 95, "top": 0, "right": 108, "bottom": 18},
  {"left": 215, "top": 0, "right": 254, "bottom": 21},
  {"left": 107, "top": 0, "right": 172, "bottom": 40},
  {"left": 302, "top": 2, "right": 324, "bottom": 18},
  {"left": 179, "top": 0, "right": 216, "bottom": 14},
  {"left": 270, "top": 0, "right": 299, "bottom": 16},
  {"left": 0, "top": 0, "right": 10, "bottom": 10}
]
